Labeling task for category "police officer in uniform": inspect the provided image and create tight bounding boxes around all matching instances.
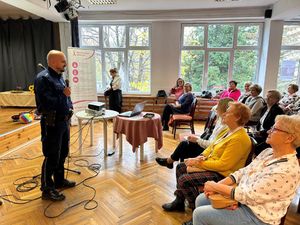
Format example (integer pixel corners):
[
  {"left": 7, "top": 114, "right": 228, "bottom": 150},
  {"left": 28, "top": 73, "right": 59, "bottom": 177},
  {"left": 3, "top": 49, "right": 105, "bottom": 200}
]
[{"left": 34, "top": 50, "right": 75, "bottom": 201}]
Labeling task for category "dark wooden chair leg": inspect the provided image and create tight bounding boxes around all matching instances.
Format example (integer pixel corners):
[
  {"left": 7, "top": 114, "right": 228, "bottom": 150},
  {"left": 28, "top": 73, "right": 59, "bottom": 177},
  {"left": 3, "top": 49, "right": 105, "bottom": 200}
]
[
  {"left": 191, "top": 122, "right": 195, "bottom": 134},
  {"left": 173, "top": 121, "right": 177, "bottom": 139}
]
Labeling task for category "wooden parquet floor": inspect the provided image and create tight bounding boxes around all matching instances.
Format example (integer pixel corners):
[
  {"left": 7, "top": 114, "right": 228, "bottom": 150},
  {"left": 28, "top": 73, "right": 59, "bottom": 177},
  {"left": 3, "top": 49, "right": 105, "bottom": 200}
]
[
  {"left": 0, "top": 107, "right": 36, "bottom": 135},
  {"left": 0, "top": 121, "right": 299, "bottom": 225}
]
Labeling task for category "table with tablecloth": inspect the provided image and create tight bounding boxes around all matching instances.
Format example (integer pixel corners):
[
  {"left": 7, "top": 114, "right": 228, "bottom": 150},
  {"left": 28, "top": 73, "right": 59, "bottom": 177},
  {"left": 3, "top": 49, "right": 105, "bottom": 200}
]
[
  {"left": 113, "top": 112, "right": 163, "bottom": 159},
  {"left": 0, "top": 91, "right": 36, "bottom": 107}
]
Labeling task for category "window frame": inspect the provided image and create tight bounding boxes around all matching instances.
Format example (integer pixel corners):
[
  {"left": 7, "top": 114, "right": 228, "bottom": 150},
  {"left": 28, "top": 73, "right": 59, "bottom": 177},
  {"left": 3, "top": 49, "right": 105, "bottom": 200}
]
[
  {"left": 79, "top": 22, "right": 152, "bottom": 94},
  {"left": 180, "top": 22, "right": 263, "bottom": 93},
  {"left": 277, "top": 22, "right": 300, "bottom": 92}
]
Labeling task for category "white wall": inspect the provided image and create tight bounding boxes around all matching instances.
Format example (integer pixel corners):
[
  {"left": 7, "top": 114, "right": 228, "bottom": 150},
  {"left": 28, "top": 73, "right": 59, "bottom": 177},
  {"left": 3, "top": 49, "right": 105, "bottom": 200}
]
[
  {"left": 59, "top": 22, "right": 72, "bottom": 80},
  {"left": 151, "top": 21, "right": 181, "bottom": 96},
  {"left": 258, "top": 20, "right": 284, "bottom": 95}
]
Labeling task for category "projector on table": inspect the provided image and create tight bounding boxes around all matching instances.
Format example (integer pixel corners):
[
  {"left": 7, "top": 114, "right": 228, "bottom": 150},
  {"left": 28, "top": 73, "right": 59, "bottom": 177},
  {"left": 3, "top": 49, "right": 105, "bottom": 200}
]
[
  {"left": 85, "top": 102, "right": 105, "bottom": 116},
  {"left": 88, "top": 102, "right": 105, "bottom": 111}
]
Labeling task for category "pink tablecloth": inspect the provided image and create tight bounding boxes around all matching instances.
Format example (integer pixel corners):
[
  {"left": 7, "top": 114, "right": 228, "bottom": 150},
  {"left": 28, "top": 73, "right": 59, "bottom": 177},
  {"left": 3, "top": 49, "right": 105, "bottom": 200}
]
[{"left": 113, "top": 112, "right": 163, "bottom": 151}]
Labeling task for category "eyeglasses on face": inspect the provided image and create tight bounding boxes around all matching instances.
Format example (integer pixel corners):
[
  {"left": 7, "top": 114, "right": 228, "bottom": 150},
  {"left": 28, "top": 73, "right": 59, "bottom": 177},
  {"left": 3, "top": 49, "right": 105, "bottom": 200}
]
[{"left": 269, "top": 126, "right": 290, "bottom": 134}]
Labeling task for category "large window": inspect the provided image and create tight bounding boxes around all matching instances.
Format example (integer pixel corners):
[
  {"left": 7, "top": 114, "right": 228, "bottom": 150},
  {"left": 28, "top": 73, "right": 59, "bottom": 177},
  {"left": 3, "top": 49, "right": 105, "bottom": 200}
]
[
  {"left": 277, "top": 23, "right": 300, "bottom": 93},
  {"left": 79, "top": 24, "right": 151, "bottom": 94},
  {"left": 181, "top": 23, "right": 262, "bottom": 93}
]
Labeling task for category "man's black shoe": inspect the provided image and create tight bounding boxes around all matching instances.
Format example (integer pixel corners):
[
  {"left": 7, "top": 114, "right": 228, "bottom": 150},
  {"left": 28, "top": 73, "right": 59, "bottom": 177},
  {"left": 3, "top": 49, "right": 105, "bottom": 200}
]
[
  {"left": 55, "top": 179, "right": 76, "bottom": 189},
  {"left": 162, "top": 197, "right": 185, "bottom": 212},
  {"left": 42, "top": 189, "right": 65, "bottom": 201},
  {"left": 155, "top": 157, "right": 173, "bottom": 169}
]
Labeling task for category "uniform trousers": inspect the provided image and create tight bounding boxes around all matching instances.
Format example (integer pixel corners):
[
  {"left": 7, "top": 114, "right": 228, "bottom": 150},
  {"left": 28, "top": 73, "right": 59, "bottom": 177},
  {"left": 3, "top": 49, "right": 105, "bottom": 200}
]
[{"left": 40, "top": 117, "right": 70, "bottom": 191}]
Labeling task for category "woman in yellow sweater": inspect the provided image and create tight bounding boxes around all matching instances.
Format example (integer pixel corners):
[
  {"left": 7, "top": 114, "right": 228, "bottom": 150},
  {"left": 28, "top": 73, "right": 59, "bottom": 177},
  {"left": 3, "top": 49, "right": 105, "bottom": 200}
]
[{"left": 162, "top": 102, "right": 252, "bottom": 212}]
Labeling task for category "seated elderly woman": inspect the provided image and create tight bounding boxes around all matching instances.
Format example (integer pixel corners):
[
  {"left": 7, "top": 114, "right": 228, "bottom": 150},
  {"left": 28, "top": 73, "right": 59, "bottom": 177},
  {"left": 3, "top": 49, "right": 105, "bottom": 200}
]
[
  {"left": 161, "top": 82, "right": 194, "bottom": 131},
  {"left": 279, "top": 83, "right": 299, "bottom": 114},
  {"left": 162, "top": 102, "right": 252, "bottom": 212},
  {"left": 245, "top": 84, "right": 265, "bottom": 124},
  {"left": 238, "top": 81, "right": 252, "bottom": 104},
  {"left": 288, "top": 97, "right": 300, "bottom": 115},
  {"left": 169, "top": 78, "right": 185, "bottom": 100},
  {"left": 252, "top": 90, "right": 284, "bottom": 155},
  {"left": 219, "top": 80, "right": 241, "bottom": 101},
  {"left": 193, "top": 114, "right": 300, "bottom": 225},
  {"left": 155, "top": 97, "right": 233, "bottom": 169}
]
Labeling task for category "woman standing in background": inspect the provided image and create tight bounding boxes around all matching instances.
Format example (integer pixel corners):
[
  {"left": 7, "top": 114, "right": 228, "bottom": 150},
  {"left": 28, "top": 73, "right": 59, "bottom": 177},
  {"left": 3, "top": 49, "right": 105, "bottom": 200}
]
[{"left": 107, "top": 68, "right": 122, "bottom": 113}]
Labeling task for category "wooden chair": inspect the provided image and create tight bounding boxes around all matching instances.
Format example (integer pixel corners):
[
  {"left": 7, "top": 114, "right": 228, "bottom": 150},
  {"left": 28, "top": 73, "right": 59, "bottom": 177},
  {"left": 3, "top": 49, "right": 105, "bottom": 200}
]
[
  {"left": 246, "top": 136, "right": 257, "bottom": 166},
  {"left": 171, "top": 98, "right": 198, "bottom": 139},
  {"left": 200, "top": 110, "right": 218, "bottom": 140},
  {"left": 279, "top": 215, "right": 287, "bottom": 225}
]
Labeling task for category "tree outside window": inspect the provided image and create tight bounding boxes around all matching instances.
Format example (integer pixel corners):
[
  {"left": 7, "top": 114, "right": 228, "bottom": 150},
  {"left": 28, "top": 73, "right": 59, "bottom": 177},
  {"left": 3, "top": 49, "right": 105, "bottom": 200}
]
[
  {"left": 79, "top": 24, "right": 151, "bottom": 94},
  {"left": 277, "top": 24, "right": 300, "bottom": 94},
  {"left": 181, "top": 23, "right": 261, "bottom": 93},
  {"left": 181, "top": 50, "right": 204, "bottom": 92}
]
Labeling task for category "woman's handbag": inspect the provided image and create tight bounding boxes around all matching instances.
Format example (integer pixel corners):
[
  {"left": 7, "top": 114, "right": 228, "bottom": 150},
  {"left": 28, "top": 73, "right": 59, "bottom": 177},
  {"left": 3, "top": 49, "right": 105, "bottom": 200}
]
[
  {"left": 104, "top": 88, "right": 112, "bottom": 96},
  {"left": 208, "top": 184, "right": 238, "bottom": 209},
  {"left": 208, "top": 194, "right": 238, "bottom": 209},
  {"left": 187, "top": 166, "right": 205, "bottom": 173}
]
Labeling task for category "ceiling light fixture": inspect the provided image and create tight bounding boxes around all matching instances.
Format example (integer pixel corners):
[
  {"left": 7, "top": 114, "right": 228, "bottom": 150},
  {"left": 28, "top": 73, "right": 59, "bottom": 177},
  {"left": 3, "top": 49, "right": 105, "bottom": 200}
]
[
  {"left": 87, "top": 0, "right": 117, "bottom": 5},
  {"left": 215, "top": 0, "right": 239, "bottom": 2}
]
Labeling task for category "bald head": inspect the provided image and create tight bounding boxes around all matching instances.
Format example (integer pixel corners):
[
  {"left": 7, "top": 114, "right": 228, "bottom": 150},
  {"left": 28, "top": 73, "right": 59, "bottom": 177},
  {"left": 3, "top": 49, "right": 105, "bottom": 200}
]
[{"left": 47, "top": 50, "right": 67, "bottom": 74}]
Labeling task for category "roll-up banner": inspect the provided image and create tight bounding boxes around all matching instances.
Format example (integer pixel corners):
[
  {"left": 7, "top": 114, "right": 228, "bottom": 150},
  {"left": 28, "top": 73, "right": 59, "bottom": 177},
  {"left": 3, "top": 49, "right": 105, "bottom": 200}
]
[{"left": 67, "top": 47, "right": 97, "bottom": 125}]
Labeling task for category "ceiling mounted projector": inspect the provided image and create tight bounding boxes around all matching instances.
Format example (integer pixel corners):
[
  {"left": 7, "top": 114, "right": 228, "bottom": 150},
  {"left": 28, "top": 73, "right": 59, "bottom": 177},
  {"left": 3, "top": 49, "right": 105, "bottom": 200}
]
[
  {"left": 64, "top": 7, "right": 79, "bottom": 20},
  {"left": 55, "top": 0, "right": 70, "bottom": 13}
]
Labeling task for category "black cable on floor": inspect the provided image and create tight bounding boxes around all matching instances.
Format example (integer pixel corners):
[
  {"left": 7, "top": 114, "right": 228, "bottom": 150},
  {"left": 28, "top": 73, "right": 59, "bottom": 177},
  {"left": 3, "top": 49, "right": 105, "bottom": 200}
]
[
  {"left": 0, "top": 116, "right": 105, "bottom": 217},
  {"left": 13, "top": 174, "right": 41, "bottom": 192},
  {"left": 43, "top": 160, "right": 101, "bottom": 218}
]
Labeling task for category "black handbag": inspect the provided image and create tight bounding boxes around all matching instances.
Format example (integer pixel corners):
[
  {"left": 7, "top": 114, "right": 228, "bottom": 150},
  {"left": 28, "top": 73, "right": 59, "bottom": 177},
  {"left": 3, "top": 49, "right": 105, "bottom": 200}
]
[
  {"left": 104, "top": 88, "right": 112, "bottom": 96},
  {"left": 156, "top": 90, "right": 167, "bottom": 98},
  {"left": 156, "top": 90, "right": 167, "bottom": 104},
  {"left": 200, "top": 91, "right": 212, "bottom": 99}
]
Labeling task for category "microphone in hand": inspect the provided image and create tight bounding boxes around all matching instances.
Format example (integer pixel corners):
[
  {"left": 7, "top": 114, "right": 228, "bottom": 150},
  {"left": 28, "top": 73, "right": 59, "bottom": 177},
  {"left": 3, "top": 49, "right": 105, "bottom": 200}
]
[
  {"left": 37, "top": 63, "right": 46, "bottom": 70},
  {"left": 65, "top": 79, "right": 69, "bottom": 87}
]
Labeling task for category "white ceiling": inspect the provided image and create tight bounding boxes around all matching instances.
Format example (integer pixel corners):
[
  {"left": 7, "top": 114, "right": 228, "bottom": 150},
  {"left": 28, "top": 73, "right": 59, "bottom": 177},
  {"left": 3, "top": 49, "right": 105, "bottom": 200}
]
[
  {"left": 0, "top": 0, "right": 299, "bottom": 22},
  {"left": 78, "top": 0, "right": 278, "bottom": 11}
]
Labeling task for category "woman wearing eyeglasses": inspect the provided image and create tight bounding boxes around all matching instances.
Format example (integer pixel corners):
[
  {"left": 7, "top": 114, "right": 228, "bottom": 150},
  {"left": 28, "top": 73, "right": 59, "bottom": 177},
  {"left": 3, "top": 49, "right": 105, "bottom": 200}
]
[
  {"left": 193, "top": 115, "right": 300, "bottom": 225},
  {"left": 161, "top": 102, "right": 252, "bottom": 212}
]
